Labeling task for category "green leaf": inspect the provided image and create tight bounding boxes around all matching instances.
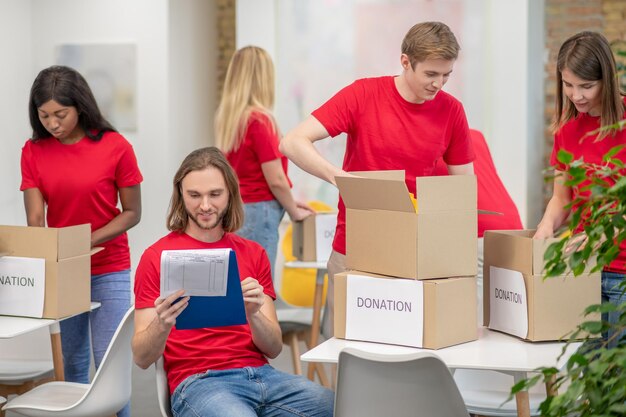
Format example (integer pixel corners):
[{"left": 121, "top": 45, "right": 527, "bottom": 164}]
[{"left": 557, "top": 149, "right": 574, "bottom": 165}]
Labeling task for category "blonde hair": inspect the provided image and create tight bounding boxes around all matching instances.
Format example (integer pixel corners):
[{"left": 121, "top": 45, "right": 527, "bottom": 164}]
[
  {"left": 215, "top": 46, "right": 278, "bottom": 153},
  {"left": 167, "top": 147, "right": 244, "bottom": 233},
  {"left": 553, "top": 31, "right": 625, "bottom": 138},
  {"left": 402, "top": 22, "right": 460, "bottom": 69}
]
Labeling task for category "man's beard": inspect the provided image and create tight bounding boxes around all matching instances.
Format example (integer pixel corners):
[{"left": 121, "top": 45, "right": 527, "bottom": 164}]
[{"left": 187, "top": 208, "right": 226, "bottom": 231}]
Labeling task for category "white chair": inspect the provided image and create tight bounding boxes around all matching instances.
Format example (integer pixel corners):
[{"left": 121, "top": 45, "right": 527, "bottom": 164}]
[
  {"left": 2, "top": 307, "right": 134, "bottom": 417},
  {"left": 155, "top": 357, "right": 173, "bottom": 417},
  {"left": 0, "top": 327, "right": 54, "bottom": 404},
  {"left": 334, "top": 347, "right": 470, "bottom": 417},
  {"left": 454, "top": 369, "right": 546, "bottom": 416}
]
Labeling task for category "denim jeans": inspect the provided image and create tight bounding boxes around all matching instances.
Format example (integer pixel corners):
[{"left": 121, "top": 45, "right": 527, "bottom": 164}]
[
  {"left": 602, "top": 270, "right": 626, "bottom": 348},
  {"left": 60, "top": 269, "right": 131, "bottom": 417},
  {"left": 171, "top": 364, "right": 334, "bottom": 417},
  {"left": 238, "top": 200, "right": 285, "bottom": 278}
]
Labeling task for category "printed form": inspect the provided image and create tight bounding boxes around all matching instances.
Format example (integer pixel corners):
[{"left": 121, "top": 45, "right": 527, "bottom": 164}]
[{"left": 160, "top": 249, "right": 231, "bottom": 298}]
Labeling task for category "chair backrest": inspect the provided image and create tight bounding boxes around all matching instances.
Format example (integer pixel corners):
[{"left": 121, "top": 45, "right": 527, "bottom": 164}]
[
  {"left": 70, "top": 307, "right": 135, "bottom": 415},
  {"left": 155, "top": 357, "right": 173, "bottom": 417},
  {"left": 334, "top": 348, "right": 470, "bottom": 417}
]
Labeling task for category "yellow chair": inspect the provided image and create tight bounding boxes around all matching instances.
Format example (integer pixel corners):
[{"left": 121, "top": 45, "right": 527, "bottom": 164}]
[{"left": 277, "top": 201, "right": 330, "bottom": 384}]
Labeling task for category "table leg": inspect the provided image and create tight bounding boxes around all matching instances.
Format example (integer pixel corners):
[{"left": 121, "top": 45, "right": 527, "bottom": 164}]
[
  {"left": 307, "top": 269, "right": 330, "bottom": 387},
  {"left": 545, "top": 374, "right": 558, "bottom": 397},
  {"left": 513, "top": 372, "right": 530, "bottom": 417},
  {"left": 49, "top": 322, "right": 64, "bottom": 381}
]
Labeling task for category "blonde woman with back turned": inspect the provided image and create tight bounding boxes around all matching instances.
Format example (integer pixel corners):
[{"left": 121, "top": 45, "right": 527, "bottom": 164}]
[{"left": 216, "top": 46, "right": 313, "bottom": 277}]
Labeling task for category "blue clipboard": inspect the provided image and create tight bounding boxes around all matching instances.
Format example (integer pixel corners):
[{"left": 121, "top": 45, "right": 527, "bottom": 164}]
[{"left": 174, "top": 250, "right": 247, "bottom": 330}]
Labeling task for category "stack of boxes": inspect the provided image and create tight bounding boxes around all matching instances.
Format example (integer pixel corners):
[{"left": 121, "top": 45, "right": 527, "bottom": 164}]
[{"left": 333, "top": 171, "right": 479, "bottom": 349}]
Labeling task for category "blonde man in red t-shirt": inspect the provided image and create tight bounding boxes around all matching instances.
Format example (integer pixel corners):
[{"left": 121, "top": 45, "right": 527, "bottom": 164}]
[
  {"left": 280, "top": 21, "right": 475, "bottom": 337},
  {"left": 132, "top": 147, "right": 333, "bottom": 417}
]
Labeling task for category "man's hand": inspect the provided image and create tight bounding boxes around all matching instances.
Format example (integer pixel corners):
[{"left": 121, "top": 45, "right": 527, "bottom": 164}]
[
  {"left": 154, "top": 289, "right": 189, "bottom": 332},
  {"left": 242, "top": 277, "right": 265, "bottom": 317}
]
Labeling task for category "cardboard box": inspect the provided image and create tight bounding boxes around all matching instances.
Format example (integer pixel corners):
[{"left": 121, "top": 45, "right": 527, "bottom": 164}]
[
  {"left": 483, "top": 230, "right": 601, "bottom": 341},
  {"left": 0, "top": 224, "right": 94, "bottom": 319},
  {"left": 334, "top": 271, "right": 477, "bottom": 349},
  {"left": 336, "top": 171, "right": 477, "bottom": 279},
  {"left": 292, "top": 212, "right": 337, "bottom": 262}
]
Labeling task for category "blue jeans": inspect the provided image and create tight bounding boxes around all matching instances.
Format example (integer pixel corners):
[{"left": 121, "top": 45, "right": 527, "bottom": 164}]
[
  {"left": 602, "top": 270, "right": 626, "bottom": 348},
  {"left": 238, "top": 200, "right": 285, "bottom": 278},
  {"left": 60, "top": 269, "right": 131, "bottom": 417},
  {"left": 171, "top": 365, "right": 334, "bottom": 417}
]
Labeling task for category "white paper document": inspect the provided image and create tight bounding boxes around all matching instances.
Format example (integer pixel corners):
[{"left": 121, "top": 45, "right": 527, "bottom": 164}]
[
  {"left": 160, "top": 249, "right": 231, "bottom": 297},
  {"left": 489, "top": 266, "right": 529, "bottom": 339},
  {"left": 0, "top": 256, "right": 46, "bottom": 317},
  {"left": 314, "top": 214, "right": 336, "bottom": 262},
  {"left": 345, "top": 274, "right": 424, "bottom": 347}
]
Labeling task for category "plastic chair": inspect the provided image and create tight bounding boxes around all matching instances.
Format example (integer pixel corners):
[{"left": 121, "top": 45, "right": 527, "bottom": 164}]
[
  {"left": 454, "top": 369, "right": 546, "bottom": 416},
  {"left": 155, "top": 357, "right": 172, "bottom": 417},
  {"left": 2, "top": 307, "right": 134, "bottom": 417},
  {"left": 334, "top": 348, "right": 470, "bottom": 417},
  {"left": 0, "top": 327, "right": 54, "bottom": 407}
]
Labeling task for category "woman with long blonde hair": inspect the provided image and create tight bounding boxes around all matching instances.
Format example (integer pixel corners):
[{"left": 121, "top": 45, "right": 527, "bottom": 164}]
[{"left": 216, "top": 46, "right": 312, "bottom": 276}]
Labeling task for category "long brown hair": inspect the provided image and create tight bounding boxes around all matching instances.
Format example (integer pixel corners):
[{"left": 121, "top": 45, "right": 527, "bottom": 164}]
[
  {"left": 167, "top": 147, "right": 244, "bottom": 233},
  {"left": 553, "top": 31, "right": 625, "bottom": 137}
]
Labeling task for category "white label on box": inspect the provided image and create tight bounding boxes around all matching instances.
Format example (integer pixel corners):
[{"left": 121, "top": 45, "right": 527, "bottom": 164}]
[
  {"left": 0, "top": 256, "right": 46, "bottom": 317},
  {"left": 345, "top": 274, "right": 424, "bottom": 347},
  {"left": 489, "top": 266, "right": 529, "bottom": 338},
  {"left": 315, "top": 214, "right": 336, "bottom": 262}
]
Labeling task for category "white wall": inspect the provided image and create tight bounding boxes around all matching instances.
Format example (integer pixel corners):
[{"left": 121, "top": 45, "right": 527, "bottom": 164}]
[{"left": 0, "top": 1, "right": 32, "bottom": 226}]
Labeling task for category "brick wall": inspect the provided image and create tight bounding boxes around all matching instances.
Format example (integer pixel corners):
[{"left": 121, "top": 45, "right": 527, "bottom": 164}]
[
  {"left": 216, "top": 0, "right": 236, "bottom": 101},
  {"left": 542, "top": 0, "right": 626, "bottom": 205}
]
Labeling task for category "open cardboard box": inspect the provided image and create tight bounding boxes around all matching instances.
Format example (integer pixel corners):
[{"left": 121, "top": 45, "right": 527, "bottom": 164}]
[
  {"left": 483, "top": 229, "right": 601, "bottom": 341},
  {"left": 0, "top": 224, "right": 98, "bottom": 319},
  {"left": 334, "top": 271, "right": 477, "bottom": 349},
  {"left": 336, "top": 171, "right": 479, "bottom": 280},
  {"left": 292, "top": 212, "right": 337, "bottom": 262}
]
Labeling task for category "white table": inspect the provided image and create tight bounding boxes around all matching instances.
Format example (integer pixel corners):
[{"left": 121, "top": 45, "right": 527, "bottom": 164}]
[
  {"left": 0, "top": 302, "right": 101, "bottom": 381},
  {"left": 284, "top": 260, "right": 329, "bottom": 386},
  {"left": 302, "top": 328, "right": 581, "bottom": 417}
]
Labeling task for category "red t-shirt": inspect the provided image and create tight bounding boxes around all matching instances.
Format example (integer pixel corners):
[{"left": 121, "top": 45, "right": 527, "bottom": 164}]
[
  {"left": 433, "top": 129, "right": 523, "bottom": 237},
  {"left": 20, "top": 132, "right": 143, "bottom": 275},
  {"left": 225, "top": 112, "right": 292, "bottom": 203},
  {"left": 133, "top": 231, "right": 277, "bottom": 394},
  {"left": 312, "top": 76, "right": 475, "bottom": 254},
  {"left": 550, "top": 98, "right": 626, "bottom": 273}
]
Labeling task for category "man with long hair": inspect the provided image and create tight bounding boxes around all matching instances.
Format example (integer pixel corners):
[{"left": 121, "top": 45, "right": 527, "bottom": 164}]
[{"left": 131, "top": 147, "right": 333, "bottom": 417}]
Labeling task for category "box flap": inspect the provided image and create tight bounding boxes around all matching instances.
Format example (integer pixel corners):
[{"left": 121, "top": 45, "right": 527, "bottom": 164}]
[
  {"left": 348, "top": 170, "right": 405, "bottom": 180},
  {"left": 416, "top": 175, "right": 476, "bottom": 212},
  {"left": 484, "top": 230, "right": 534, "bottom": 274},
  {"left": 336, "top": 174, "right": 415, "bottom": 213},
  {"left": 57, "top": 224, "right": 92, "bottom": 259}
]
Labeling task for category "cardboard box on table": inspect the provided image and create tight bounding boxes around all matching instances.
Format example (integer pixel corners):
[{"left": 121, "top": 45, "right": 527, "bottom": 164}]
[
  {"left": 0, "top": 224, "right": 96, "bottom": 319},
  {"left": 336, "top": 171, "right": 478, "bottom": 280},
  {"left": 334, "top": 271, "right": 477, "bottom": 349},
  {"left": 483, "top": 229, "right": 601, "bottom": 341},
  {"left": 292, "top": 212, "right": 337, "bottom": 262}
]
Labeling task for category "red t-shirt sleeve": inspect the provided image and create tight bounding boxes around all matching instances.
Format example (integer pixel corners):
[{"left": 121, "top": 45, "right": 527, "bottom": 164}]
[
  {"left": 134, "top": 247, "right": 161, "bottom": 310},
  {"left": 247, "top": 114, "right": 282, "bottom": 164},
  {"left": 20, "top": 141, "right": 38, "bottom": 191},
  {"left": 442, "top": 102, "right": 475, "bottom": 165},
  {"left": 115, "top": 140, "right": 143, "bottom": 188},
  {"left": 311, "top": 81, "right": 360, "bottom": 138}
]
